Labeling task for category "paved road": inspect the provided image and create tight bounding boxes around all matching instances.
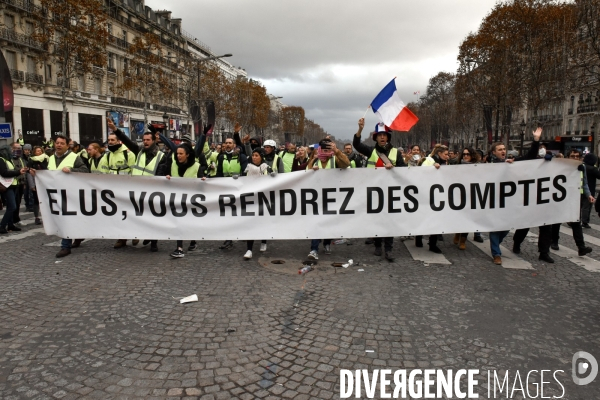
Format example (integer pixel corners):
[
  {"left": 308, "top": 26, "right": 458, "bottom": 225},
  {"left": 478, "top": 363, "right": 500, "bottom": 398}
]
[{"left": 0, "top": 207, "right": 599, "bottom": 399}]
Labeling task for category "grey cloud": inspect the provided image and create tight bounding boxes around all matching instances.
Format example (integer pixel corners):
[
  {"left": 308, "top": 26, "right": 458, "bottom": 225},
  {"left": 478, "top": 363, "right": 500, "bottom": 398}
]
[{"left": 148, "top": 0, "right": 497, "bottom": 139}]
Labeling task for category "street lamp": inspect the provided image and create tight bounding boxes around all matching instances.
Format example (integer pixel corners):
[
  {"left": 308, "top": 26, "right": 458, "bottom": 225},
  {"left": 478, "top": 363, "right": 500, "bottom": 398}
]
[{"left": 519, "top": 119, "right": 526, "bottom": 156}]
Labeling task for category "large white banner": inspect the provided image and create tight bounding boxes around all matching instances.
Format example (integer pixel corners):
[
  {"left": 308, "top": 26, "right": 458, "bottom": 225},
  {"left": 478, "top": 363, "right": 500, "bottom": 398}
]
[{"left": 35, "top": 160, "right": 580, "bottom": 240}]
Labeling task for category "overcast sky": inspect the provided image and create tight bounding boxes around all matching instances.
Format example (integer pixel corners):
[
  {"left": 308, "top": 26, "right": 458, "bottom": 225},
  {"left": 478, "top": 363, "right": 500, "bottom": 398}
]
[{"left": 146, "top": 0, "right": 498, "bottom": 140}]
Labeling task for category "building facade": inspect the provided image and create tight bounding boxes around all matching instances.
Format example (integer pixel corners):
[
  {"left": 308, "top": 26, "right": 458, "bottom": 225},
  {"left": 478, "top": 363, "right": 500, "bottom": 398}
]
[{"left": 0, "top": 0, "right": 246, "bottom": 147}]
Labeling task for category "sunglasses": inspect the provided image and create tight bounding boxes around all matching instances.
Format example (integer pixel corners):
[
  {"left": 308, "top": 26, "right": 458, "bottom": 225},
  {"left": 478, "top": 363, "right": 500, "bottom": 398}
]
[{"left": 462, "top": 152, "right": 471, "bottom": 156}]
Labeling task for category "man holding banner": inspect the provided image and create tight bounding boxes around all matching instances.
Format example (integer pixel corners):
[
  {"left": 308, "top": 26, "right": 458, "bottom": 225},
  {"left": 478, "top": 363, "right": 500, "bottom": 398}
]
[
  {"left": 40, "top": 135, "right": 89, "bottom": 257},
  {"left": 353, "top": 118, "right": 406, "bottom": 261},
  {"left": 487, "top": 128, "right": 542, "bottom": 265}
]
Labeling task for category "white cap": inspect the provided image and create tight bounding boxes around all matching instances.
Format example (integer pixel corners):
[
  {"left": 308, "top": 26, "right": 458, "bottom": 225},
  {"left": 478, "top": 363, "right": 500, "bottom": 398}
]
[{"left": 264, "top": 139, "right": 276, "bottom": 147}]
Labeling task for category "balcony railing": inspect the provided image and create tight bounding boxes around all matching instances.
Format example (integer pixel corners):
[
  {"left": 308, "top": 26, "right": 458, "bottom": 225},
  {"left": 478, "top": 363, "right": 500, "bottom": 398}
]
[
  {"left": 577, "top": 104, "right": 598, "bottom": 113},
  {"left": 9, "top": 69, "right": 24, "bottom": 82},
  {"left": 107, "top": 66, "right": 117, "bottom": 74},
  {"left": 2, "top": 0, "right": 45, "bottom": 14},
  {"left": 152, "top": 104, "right": 181, "bottom": 114},
  {"left": 26, "top": 72, "right": 43, "bottom": 84},
  {"left": 0, "top": 26, "right": 43, "bottom": 50},
  {"left": 110, "top": 35, "right": 129, "bottom": 50},
  {"left": 111, "top": 96, "right": 148, "bottom": 109}
]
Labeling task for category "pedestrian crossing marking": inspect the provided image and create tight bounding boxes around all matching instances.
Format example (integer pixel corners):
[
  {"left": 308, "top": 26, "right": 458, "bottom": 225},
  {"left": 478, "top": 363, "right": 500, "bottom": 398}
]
[
  {"left": 525, "top": 231, "right": 600, "bottom": 273},
  {"left": 403, "top": 240, "right": 452, "bottom": 265},
  {"left": 467, "top": 237, "right": 534, "bottom": 270},
  {"left": 559, "top": 226, "right": 600, "bottom": 248}
]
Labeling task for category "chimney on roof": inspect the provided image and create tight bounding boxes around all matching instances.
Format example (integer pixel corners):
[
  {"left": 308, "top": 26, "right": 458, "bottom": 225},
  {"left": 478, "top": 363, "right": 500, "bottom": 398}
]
[{"left": 155, "top": 10, "right": 172, "bottom": 20}]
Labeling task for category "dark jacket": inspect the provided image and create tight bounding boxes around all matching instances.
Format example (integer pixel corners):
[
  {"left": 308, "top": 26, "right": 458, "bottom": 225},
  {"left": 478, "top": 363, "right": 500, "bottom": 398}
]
[
  {"left": 264, "top": 151, "right": 284, "bottom": 173},
  {"left": 157, "top": 153, "right": 206, "bottom": 178},
  {"left": 488, "top": 141, "right": 540, "bottom": 163},
  {"left": 292, "top": 156, "right": 309, "bottom": 171},
  {"left": 0, "top": 146, "right": 22, "bottom": 179},
  {"left": 352, "top": 135, "right": 407, "bottom": 167},
  {"left": 347, "top": 152, "right": 365, "bottom": 168},
  {"left": 584, "top": 153, "right": 600, "bottom": 194}
]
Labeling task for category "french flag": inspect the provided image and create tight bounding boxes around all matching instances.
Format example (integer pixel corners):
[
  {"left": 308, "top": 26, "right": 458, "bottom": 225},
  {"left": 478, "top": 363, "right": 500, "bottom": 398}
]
[{"left": 370, "top": 78, "right": 419, "bottom": 131}]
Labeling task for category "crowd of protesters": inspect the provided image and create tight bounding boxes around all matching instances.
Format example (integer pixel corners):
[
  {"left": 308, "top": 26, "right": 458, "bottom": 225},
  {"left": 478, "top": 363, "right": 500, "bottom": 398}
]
[{"left": 0, "top": 118, "right": 596, "bottom": 266}]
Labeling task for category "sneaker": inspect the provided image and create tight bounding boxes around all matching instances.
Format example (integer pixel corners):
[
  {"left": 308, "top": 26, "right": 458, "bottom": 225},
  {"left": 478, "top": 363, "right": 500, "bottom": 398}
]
[
  {"left": 374, "top": 247, "right": 382, "bottom": 256},
  {"left": 307, "top": 250, "right": 318, "bottom": 260},
  {"left": 324, "top": 245, "right": 331, "bottom": 255},
  {"left": 188, "top": 243, "right": 197, "bottom": 251},
  {"left": 473, "top": 235, "right": 484, "bottom": 243},
  {"left": 429, "top": 245, "right": 442, "bottom": 254},
  {"left": 71, "top": 239, "right": 84, "bottom": 248},
  {"left": 114, "top": 239, "right": 126, "bottom": 249},
  {"left": 143, "top": 240, "right": 151, "bottom": 245},
  {"left": 493, "top": 256, "right": 502, "bottom": 265},
  {"left": 170, "top": 249, "right": 184, "bottom": 258},
  {"left": 260, "top": 243, "right": 267, "bottom": 252},
  {"left": 132, "top": 239, "right": 139, "bottom": 246},
  {"left": 219, "top": 240, "right": 233, "bottom": 249},
  {"left": 35, "top": 218, "right": 42, "bottom": 225},
  {"left": 244, "top": 250, "right": 252, "bottom": 259},
  {"left": 0, "top": 226, "right": 7, "bottom": 234},
  {"left": 384, "top": 251, "right": 395, "bottom": 261},
  {"left": 8, "top": 225, "right": 21, "bottom": 232},
  {"left": 551, "top": 242, "right": 559, "bottom": 251},
  {"left": 578, "top": 246, "right": 593, "bottom": 256},
  {"left": 582, "top": 223, "right": 591, "bottom": 229},
  {"left": 56, "top": 248, "right": 71, "bottom": 258},
  {"left": 539, "top": 253, "right": 555, "bottom": 263}
]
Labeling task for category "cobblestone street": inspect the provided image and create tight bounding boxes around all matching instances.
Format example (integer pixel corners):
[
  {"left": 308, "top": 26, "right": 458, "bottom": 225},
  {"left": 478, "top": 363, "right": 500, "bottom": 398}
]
[{"left": 0, "top": 208, "right": 599, "bottom": 399}]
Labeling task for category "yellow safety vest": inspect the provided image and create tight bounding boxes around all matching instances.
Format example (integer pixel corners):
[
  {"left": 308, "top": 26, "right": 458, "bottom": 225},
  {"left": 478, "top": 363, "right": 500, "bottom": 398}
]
[
  {"left": 580, "top": 170, "right": 584, "bottom": 194},
  {"left": 221, "top": 154, "right": 241, "bottom": 177},
  {"left": 88, "top": 155, "right": 106, "bottom": 174},
  {"left": 366, "top": 148, "right": 397, "bottom": 168},
  {"left": 0, "top": 157, "right": 18, "bottom": 186},
  {"left": 48, "top": 151, "right": 78, "bottom": 171},
  {"left": 170, "top": 161, "right": 200, "bottom": 178},
  {"left": 279, "top": 151, "right": 295, "bottom": 173},
  {"left": 308, "top": 156, "right": 336, "bottom": 170},
  {"left": 77, "top": 149, "right": 88, "bottom": 159},
  {"left": 131, "top": 151, "right": 164, "bottom": 176},
  {"left": 105, "top": 145, "right": 134, "bottom": 175}
]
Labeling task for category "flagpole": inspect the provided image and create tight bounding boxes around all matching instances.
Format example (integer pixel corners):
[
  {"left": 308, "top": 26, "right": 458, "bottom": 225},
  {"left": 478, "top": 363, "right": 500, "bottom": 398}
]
[{"left": 362, "top": 106, "right": 370, "bottom": 119}]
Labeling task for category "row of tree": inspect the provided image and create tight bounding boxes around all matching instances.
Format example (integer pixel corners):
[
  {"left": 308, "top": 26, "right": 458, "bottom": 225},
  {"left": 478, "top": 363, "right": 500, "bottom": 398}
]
[
  {"left": 30, "top": 0, "right": 325, "bottom": 143},
  {"left": 405, "top": 0, "right": 600, "bottom": 151}
]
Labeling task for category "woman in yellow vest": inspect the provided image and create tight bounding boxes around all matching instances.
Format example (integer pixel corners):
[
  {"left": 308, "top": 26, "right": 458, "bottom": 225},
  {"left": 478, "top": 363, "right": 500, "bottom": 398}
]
[
  {"left": 0, "top": 145, "right": 28, "bottom": 234},
  {"left": 159, "top": 143, "right": 206, "bottom": 258}
]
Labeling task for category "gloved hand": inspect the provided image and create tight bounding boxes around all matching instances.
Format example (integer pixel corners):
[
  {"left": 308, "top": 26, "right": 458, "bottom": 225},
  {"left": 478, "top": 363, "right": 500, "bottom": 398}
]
[
  {"left": 544, "top": 153, "right": 553, "bottom": 161},
  {"left": 203, "top": 124, "right": 213, "bottom": 135},
  {"left": 147, "top": 124, "right": 157, "bottom": 134},
  {"left": 578, "top": 164, "right": 585, "bottom": 171},
  {"left": 269, "top": 172, "right": 276, "bottom": 177}
]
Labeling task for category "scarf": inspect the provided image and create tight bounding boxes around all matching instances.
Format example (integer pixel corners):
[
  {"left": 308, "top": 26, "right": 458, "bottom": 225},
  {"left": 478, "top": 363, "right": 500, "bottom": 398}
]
[
  {"left": 30, "top": 154, "right": 49, "bottom": 163},
  {"left": 317, "top": 148, "right": 334, "bottom": 163}
]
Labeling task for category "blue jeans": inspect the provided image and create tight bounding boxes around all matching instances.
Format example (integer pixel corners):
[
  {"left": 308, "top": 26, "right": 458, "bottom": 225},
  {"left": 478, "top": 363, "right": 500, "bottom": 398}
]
[
  {"left": 0, "top": 186, "right": 17, "bottom": 228},
  {"left": 489, "top": 231, "right": 509, "bottom": 257},
  {"left": 61, "top": 238, "right": 72, "bottom": 250},
  {"left": 311, "top": 239, "right": 331, "bottom": 253}
]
